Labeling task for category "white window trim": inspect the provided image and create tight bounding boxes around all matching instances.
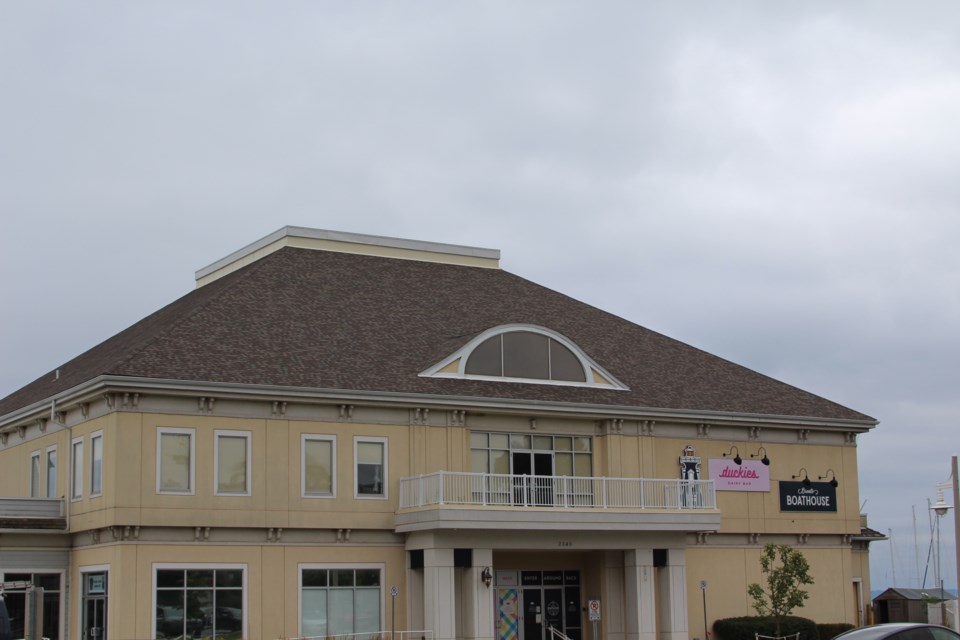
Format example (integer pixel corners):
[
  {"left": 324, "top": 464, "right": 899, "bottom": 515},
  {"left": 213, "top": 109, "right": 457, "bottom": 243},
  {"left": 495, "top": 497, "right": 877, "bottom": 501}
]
[
  {"left": 77, "top": 563, "right": 110, "bottom": 640},
  {"left": 71, "top": 436, "right": 84, "bottom": 501},
  {"left": 89, "top": 430, "right": 104, "bottom": 498},
  {"left": 354, "top": 436, "right": 388, "bottom": 500},
  {"left": 297, "top": 562, "right": 385, "bottom": 638},
  {"left": 46, "top": 445, "right": 58, "bottom": 499},
  {"left": 156, "top": 427, "right": 196, "bottom": 495},
  {"left": 215, "top": 429, "right": 252, "bottom": 496},
  {"left": 30, "top": 450, "right": 41, "bottom": 498},
  {"left": 302, "top": 434, "right": 337, "bottom": 499},
  {"left": 152, "top": 562, "right": 248, "bottom": 640},
  {"left": 419, "top": 323, "right": 629, "bottom": 390}
]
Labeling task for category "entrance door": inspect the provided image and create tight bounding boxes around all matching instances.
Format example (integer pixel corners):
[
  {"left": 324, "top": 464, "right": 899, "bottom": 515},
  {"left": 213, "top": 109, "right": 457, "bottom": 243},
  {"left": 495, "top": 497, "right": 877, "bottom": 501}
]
[
  {"left": 81, "top": 572, "right": 108, "bottom": 640},
  {"left": 543, "top": 588, "right": 563, "bottom": 633},
  {"left": 523, "top": 589, "right": 543, "bottom": 640},
  {"left": 512, "top": 452, "right": 554, "bottom": 506}
]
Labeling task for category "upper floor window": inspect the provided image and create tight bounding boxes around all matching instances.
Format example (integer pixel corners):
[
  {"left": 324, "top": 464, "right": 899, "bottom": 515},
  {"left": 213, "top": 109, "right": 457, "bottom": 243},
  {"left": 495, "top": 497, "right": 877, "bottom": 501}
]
[
  {"left": 157, "top": 428, "right": 195, "bottom": 495},
  {"left": 420, "top": 324, "right": 627, "bottom": 389},
  {"left": 71, "top": 437, "right": 83, "bottom": 500},
  {"left": 215, "top": 430, "right": 251, "bottom": 496},
  {"left": 46, "top": 446, "right": 57, "bottom": 498},
  {"left": 354, "top": 437, "right": 387, "bottom": 499},
  {"left": 302, "top": 435, "right": 336, "bottom": 498},
  {"left": 90, "top": 431, "right": 103, "bottom": 497},
  {"left": 30, "top": 451, "right": 41, "bottom": 498}
]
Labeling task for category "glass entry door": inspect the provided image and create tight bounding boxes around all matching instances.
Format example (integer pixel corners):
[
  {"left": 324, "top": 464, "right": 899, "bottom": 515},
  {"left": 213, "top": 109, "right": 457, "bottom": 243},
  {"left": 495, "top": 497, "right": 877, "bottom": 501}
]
[
  {"left": 82, "top": 572, "right": 108, "bottom": 640},
  {"left": 512, "top": 571, "right": 581, "bottom": 640},
  {"left": 512, "top": 452, "right": 554, "bottom": 506}
]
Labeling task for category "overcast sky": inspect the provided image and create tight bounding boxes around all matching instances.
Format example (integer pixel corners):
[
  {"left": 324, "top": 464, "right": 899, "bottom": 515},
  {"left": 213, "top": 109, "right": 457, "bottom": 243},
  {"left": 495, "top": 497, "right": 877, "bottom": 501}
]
[{"left": 2, "top": 2, "right": 959, "bottom": 592}]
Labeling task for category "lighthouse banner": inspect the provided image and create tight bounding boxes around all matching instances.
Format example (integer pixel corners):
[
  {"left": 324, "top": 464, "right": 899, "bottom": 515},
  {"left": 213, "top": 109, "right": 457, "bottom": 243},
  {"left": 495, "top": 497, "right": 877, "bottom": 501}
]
[{"left": 708, "top": 459, "right": 771, "bottom": 492}]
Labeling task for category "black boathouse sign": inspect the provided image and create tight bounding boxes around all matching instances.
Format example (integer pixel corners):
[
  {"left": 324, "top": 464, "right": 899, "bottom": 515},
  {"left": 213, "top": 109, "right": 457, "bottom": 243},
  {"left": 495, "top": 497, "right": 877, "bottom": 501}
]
[{"left": 779, "top": 481, "right": 837, "bottom": 512}]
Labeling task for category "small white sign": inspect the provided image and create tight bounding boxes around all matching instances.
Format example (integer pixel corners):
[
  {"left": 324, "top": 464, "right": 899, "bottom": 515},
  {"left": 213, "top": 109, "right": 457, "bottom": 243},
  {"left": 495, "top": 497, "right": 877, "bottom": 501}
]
[
  {"left": 390, "top": 586, "right": 399, "bottom": 597},
  {"left": 588, "top": 599, "right": 601, "bottom": 621}
]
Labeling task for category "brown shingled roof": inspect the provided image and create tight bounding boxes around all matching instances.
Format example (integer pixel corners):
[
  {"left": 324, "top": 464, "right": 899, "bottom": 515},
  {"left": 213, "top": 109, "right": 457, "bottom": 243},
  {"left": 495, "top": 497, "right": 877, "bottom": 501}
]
[{"left": 0, "top": 247, "right": 874, "bottom": 422}]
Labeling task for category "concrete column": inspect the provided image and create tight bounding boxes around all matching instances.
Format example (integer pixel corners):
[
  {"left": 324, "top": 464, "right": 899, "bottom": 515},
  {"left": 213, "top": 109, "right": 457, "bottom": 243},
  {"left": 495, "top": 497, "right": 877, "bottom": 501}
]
[
  {"left": 658, "top": 549, "right": 689, "bottom": 640},
  {"left": 424, "top": 548, "right": 457, "bottom": 640},
  {"left": 603, "top": 551, "right": 626, "bottom": 640},
  {"left": 462, "top": 549, "right": 495, "bottom": 640},
  {"left": 624, "top": 549, "right": 657, "bottom": 640}
]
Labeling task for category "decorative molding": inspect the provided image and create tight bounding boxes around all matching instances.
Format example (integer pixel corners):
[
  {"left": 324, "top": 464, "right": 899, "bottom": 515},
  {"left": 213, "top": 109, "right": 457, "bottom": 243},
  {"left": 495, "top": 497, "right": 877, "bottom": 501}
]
[
  {"left": 195, "top": 527, "right": 211, "bottom": 541},
  {"left": 17, "top": 425, "right": 27, "bottom": 439},
  {"left": 410, "top": 408, "right": 429, "bottom": 425},
  {"left": 797, "top": 429, "right": 810, "bottom": 442},
  {"left": 267, "top": 527, "right": 284, "bottom": 542},
  {"left": 54, "top": 411, "right": 66, "bottom": 425},
  {"left": 749, "top": 533, "right": 761, "bottom": 545},
  {"left": 122, "top": 392, "right": 140, "bottom": 409},
  {"left": 529, "top": 418, "right": 537, "bottom": 430},
  {"left": 36, "top": 418, "right": 47, "bottom": 433},
  {"left": 448, "top": 410, "right": 467, "bottom": 426},
  {"left": 271, "top": 401, "right": 288, "bottom": 417},
  {"left": 845, "top": 432, "right": 857, "bottom": 444},
  {"left": 336, "top": 528, "right": 352, "bottom": 543},
  {"left": 640, "top": 420, "right": 656, "bottom": 436},
  {"left": 603, "top": 419, "right": 624, "bottom": 434},
  {"left": 79, "top": 402, "right": 90, "bottom": 419},
  {"left": 697, "top": 423, "right": 710, "bottom": 437},
  {"left": 339, "top": 404, "right": 354, "bottom": 420},
  {"left": 695, "top": 531, "right": 711, "bottom": 545},
  {"left": 90, "top": 529, "right": 102, "bottom": 545},
  {"left": 0, "top": 432, "right": 7, "bottom": 445},
  {"left": 103, "top": 393, "right": 115, "bottom": 409},
  {"left": 749, "top": 426, "right": 762, "bottom": 440},
  {"left": 796, "top": 533, "right": 809, "bottom": 545},
  {"left": 198, "top": 397, "right": 215, "bottom": 414}
]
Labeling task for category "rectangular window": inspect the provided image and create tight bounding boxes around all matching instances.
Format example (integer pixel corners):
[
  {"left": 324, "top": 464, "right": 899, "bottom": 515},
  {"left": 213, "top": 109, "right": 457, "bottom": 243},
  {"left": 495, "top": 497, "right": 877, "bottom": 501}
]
[
  {"left": 354, "top": 437, "right": 387, "bottom": 499},
  {"left": 30, "top": 451, "right": 41, "bottom": 498},
  {"left": 154, "top": 565, "right": 245, "bottom": 640},
  {"left": 157, "top": 428, "right": 195, "bottom": 494},
  {"left": 302, "top": 435, "right": 336, "bottom": 498},
  {"left": 0, "top": 571, "right": 63, "bottom": 640},
  {"left": 71, "top": 437, "right": 83, "bottom": 500},
  {"left": 216, "top": 430, "right": 251, "bottom": 496},
  {"left": 300, "top": 565, "right": 382, "bottom": 637},
  {"left": 46, "top": 446, "right": 57, "bottom": 498},
  {"left": 90, "top": 431, "right": 103, "bottom": 497}
]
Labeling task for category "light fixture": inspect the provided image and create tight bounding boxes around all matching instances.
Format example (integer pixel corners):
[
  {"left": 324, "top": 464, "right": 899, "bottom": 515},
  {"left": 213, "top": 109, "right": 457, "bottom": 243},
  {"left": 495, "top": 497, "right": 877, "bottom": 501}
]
[
  {"left": 481, "top": 567, "right": 492, "bottom": 588},
  {"left": 818, "top": 469, "right": 839, "bottom": 488},
  {"left": 792, "top": 468, "right": 811, "bottom": 487},
  {"left": 723, "top": 446, "right": 742, "bottom": 465},
  {"left": 750, "top": 447, "right": 770, "bottom": 466},
  {"left": 932, "top": 487, "right": 952, "bottom": 518}
]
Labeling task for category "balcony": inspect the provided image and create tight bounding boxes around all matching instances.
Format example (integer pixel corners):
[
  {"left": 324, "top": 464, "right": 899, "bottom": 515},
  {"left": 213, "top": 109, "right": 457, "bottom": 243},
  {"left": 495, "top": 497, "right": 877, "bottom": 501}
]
[
  {"left": 0, "top": 497, "right": 67, "bottom": 531},
  {"left": 395, "top": 472, "right": 720, "bottom": 533}
]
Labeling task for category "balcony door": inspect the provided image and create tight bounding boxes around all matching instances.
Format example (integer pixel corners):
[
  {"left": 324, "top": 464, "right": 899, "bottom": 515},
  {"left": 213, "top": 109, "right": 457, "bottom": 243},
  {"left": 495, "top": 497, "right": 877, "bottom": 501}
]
[{"left": 512, "top": 451, "right": 553, "bottom": 506}]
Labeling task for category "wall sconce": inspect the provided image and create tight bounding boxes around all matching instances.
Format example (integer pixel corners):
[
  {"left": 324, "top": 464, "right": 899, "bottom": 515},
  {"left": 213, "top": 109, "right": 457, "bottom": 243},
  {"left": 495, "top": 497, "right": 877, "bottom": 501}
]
[
  {"left": 481, "top": 567, "right": 492, "bottom": 588},
  {"left": 818, "top": 469, "right": 839, "bottom": 488},
  {"left": 750, "top": 447, "right": 770, "bottom": 466},
  {"left": 723, "top": 446, "right": 742, "bottom": 465},
  {"left": 792, "top": 468, "right": 811, "bottom": 487}
]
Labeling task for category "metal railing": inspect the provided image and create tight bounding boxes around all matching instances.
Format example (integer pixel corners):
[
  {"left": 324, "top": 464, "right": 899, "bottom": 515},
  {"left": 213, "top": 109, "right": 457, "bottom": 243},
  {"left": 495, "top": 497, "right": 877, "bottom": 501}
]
[{"left": 399, "top": 472, "right": 715, "bottom": 510}]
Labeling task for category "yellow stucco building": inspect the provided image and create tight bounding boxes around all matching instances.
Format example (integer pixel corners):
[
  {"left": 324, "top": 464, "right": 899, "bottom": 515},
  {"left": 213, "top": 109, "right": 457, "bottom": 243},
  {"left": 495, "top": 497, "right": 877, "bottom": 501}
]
[{"left": 0, "top": 227, "right": 881, "bottom": 640}]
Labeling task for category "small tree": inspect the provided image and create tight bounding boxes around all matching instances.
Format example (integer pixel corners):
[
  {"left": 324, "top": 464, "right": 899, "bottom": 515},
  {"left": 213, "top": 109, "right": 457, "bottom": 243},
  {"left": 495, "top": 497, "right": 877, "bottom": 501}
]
[{"left": 747, "top": 543, "right": 814, "bottom": 635}]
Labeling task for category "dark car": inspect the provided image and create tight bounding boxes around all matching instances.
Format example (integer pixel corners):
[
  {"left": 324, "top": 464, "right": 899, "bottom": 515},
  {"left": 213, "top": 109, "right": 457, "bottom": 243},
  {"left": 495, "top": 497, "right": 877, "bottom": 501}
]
[{"left": 834, "top": 624, "right": 960, "bottom": 640}]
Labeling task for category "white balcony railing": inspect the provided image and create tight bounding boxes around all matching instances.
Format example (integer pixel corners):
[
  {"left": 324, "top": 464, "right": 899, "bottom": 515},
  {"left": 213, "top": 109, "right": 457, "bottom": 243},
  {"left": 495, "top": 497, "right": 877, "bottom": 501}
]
[{"left": 398, "top": 472, "right": 715, "bottom": 511}]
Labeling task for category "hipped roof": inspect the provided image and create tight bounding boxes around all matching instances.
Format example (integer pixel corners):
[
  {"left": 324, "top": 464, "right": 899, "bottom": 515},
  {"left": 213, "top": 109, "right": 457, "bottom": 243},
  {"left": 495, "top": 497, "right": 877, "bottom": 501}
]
[{"left": 0, "top": 246, "right": 874, "bottom": 423}]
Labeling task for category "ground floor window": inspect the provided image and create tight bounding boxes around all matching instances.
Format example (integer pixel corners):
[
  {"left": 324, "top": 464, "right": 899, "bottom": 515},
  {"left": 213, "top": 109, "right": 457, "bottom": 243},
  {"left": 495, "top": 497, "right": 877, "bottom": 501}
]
[
  {"left": 154, "top": 566, "right": 244, "bottom": 640},
  {"left": 300, "top": 566, "right": 382, "bottom": 637},
  {"left": 81, "top": 569, "right": 108, "bottom": 640},
  {"left": 0, "top": 572, "right": 61, "bottom": 640}
]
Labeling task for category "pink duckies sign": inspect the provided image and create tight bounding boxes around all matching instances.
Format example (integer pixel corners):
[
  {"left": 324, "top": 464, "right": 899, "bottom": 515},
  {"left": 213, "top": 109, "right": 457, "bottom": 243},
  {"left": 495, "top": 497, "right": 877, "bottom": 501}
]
[{"left": 708, "top": 459, "right": 770, "bottom": 492}]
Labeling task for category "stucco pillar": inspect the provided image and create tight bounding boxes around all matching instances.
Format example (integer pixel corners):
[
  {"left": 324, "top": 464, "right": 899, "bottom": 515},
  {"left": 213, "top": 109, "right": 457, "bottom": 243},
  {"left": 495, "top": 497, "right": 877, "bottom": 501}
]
[
  {"left": 624, "top": 549, "right": 657, "bottom": 640},
  {"left": 658, "top": 549, "right": 689, "bottom": 640},
  {"left": 424, "top": 548, "right": 457, "bottom": 640},
  {"left": 603, "top": 551, "right": 626, "bottom": 640},
  {"left": 462, "top": 548, "right": 495, "bottom": 640}
]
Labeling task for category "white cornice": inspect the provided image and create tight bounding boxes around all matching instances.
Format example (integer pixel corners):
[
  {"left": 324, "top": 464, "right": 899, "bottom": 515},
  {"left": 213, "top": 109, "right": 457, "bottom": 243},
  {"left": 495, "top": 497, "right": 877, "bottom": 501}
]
[{"left": 0, "top": 375, "right": 879, "bottom": 434}]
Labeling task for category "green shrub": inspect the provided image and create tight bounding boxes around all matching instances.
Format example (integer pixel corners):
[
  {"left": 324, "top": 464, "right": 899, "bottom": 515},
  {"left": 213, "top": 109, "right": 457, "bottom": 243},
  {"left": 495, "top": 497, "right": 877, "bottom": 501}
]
[
  {"left": 713, "top": 615, "right": 819, "bottom": 640},
  {"left": 818, "top": 623, "right": 855, "bottom": 639}
]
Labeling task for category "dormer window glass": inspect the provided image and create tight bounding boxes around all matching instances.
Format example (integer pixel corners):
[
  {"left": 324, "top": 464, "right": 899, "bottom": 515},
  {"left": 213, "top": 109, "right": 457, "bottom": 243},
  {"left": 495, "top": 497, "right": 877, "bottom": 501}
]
[{"left": 421, "top": 324, "right": 627, "bottom": 390}]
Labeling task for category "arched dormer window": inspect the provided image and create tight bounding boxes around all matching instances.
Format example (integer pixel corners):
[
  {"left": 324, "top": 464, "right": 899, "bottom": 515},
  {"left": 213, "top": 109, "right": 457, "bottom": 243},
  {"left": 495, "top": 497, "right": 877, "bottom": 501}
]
[{"left": 421, "top": 324, "right": 628, "bottom": 390}]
